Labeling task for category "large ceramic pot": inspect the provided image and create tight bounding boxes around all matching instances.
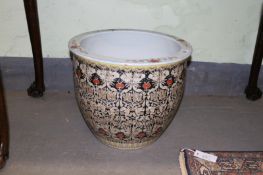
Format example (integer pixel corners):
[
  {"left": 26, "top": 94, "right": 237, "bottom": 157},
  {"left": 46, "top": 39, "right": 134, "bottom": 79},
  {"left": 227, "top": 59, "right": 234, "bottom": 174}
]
[{"left": 69, "top": 29, "right": 192, "bottom": 149}]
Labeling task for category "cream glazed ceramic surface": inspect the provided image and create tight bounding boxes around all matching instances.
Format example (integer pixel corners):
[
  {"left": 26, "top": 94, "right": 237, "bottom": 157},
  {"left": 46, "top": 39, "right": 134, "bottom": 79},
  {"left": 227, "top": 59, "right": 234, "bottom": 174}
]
[{"left": 69, "top": 29, "right": 192, "bottom": 149}]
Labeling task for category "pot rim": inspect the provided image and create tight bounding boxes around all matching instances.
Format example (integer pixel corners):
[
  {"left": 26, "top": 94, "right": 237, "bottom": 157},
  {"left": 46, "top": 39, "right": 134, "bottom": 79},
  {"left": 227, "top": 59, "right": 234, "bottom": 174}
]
[{"left": 68, "top": 29, "right": 192, "bottom": 66}]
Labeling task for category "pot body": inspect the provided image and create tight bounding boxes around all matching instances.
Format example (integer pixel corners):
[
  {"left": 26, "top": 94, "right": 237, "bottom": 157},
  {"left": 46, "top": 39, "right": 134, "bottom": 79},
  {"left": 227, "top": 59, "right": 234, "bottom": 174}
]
[
  {"left": 72, "top": 56, "right": 186, "bottom": 149},
  {"left": 69, "top": 29, "right": 191, "bottom": 149}
]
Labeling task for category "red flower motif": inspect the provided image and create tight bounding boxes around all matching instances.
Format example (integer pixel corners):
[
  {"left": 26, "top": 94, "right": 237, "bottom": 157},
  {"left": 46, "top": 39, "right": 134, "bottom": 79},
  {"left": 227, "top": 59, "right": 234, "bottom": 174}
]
[
  {"left": 148, "top": 58, "right": 160, "bottom": 63},
  {"left": 154, "top": 127, "right": 163, "bottom": 135},
  {"left": 111, "top": 78, "right": 128, "bottom": 92},
  {"left": 76, "top": 69, "right": 81, "bottom": 78},
  {"left": 92, "top": 79, "right": 101, "bottom": 85},
  {"left": 142, "top": 82, "right": 152, "bottom": 90},
  {"left": 76, "top": 66, "right": 85, "bottom": 79},
  {"left": 136, "top": 131, "right": 146, "bottom": 139},
  {"left": 98, "top": 128, "right": 108, "bottom": 136},
  {"left": 115, "top": 132, "right": 125, "bottom": 140},
  {"left": 90, "top": 73, "right": 103, "bottom": 86},
  {"left": 115, "top": 82, "right": 125, "bottom": 90},
  {"left": 139, "top": 74, "right": 155, "bottom": 91},
  {"left": 163, "top": 75, "right": 175, "bottom": 87},
  {"left": 166, "top": 79, "right": 174, "bottom": 86}
]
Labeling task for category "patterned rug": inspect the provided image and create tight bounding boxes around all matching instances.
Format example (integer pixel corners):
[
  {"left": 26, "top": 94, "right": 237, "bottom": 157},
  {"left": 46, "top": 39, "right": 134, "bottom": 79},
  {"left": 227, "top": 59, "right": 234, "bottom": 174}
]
[{"left": 179, "top": 149, "right": 263, "bottom": 175}]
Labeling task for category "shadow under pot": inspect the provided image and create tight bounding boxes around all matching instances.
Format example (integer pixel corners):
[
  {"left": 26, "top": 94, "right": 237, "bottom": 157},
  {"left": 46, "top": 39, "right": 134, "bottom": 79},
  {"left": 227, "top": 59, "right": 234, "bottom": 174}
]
[{"left": 68, "top": 29, "right": 192, "bottom": 149}]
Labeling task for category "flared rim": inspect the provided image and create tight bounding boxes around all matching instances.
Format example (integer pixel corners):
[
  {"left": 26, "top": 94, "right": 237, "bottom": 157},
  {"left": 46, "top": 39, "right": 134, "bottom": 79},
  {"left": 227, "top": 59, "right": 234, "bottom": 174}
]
[{"left": 69, "top": 29, "right": 192, "bottom": 66}]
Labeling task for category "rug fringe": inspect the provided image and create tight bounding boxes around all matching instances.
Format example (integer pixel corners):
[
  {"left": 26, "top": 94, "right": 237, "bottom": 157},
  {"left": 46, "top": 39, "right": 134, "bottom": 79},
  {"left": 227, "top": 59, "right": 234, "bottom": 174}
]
[{"left": 179, "top": 149, "right": 188, "bottom": 175}]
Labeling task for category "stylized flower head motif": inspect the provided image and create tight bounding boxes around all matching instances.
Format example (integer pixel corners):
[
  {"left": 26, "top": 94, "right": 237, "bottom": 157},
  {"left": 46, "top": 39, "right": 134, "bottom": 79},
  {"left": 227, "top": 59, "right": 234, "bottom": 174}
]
[
  {"left": 136, "top": 131, "right": 147, "bottom": 139},
  {"left": 148, "top": 58, "right": 160, "bottom": 63},
  {"left": 115, "top": 132, "right": 126, "bottom": 140},
  {"left": 90, "top": 73, "right": 103, "bottom": 86},
  {"left": 98, "top": 128, "right": 108, "bottom": 136},
  {"left": 154, "top": 127, "right": 163, "bottom": 135},
  {"left": 139, "top": 77, "right": 155, "bottom": 91},
  {"left": 111, "top": 78, "right": 128, "bottom": 92},
  {"left": 76, "top": 66, "right": 85, "bottom": 80},
  {"left": 163, "top": 75, "right": 176, "bottom": 87}
]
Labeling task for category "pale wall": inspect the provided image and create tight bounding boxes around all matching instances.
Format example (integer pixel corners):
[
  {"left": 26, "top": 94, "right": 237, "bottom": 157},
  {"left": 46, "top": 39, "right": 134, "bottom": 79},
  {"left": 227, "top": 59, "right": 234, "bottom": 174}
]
[{"left": 0, "top": 0, "right": 262, "bottom": 64}]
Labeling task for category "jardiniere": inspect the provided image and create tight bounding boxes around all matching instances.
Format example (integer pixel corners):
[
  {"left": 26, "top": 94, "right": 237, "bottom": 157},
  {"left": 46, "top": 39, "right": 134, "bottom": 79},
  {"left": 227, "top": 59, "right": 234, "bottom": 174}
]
[{"left": 69, "top": 29, "right": 192, "bottom": 149}]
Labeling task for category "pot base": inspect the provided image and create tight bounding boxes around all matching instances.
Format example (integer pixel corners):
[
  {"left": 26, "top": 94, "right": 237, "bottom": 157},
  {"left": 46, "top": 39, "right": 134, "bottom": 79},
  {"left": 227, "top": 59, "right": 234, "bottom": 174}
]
[{"left": 95, "top": 134, "right": 162, "bottom": 150}]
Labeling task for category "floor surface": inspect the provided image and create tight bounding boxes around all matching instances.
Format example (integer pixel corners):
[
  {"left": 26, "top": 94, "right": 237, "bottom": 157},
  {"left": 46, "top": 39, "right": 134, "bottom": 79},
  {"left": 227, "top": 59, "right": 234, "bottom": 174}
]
[{"left": 1, "top": 91, "right": 263, "bottom": 175}]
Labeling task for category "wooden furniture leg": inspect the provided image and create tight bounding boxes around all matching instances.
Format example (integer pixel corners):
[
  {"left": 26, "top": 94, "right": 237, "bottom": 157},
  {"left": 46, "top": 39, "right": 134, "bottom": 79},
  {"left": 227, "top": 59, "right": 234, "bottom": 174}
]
[
  {"left": 245, "top": 12, "right": 263, "bottom": 101},
  {"left": 24, "top": 0, "right": 45, "bottom": 97},
  {"left": 0, "top": 71, "right": 9, "bottom": 169}
]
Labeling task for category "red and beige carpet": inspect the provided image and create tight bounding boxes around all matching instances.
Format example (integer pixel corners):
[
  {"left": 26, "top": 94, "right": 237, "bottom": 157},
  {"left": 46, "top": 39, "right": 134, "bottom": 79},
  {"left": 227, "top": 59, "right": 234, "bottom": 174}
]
[{"left": 180, "top": 149, "right": 263, "bottom": 175}]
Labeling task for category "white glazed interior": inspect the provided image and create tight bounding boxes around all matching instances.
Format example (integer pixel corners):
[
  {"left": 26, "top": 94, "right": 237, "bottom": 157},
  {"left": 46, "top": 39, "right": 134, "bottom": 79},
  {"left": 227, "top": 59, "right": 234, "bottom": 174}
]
[{"left": 69, "top": 29, "right": 192, "bottom": 65}]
